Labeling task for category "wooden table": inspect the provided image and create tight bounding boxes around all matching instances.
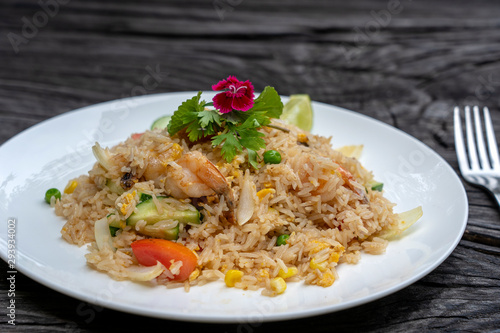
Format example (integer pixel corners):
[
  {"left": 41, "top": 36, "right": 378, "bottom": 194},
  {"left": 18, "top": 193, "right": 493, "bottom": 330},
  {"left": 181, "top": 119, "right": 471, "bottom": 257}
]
[{"left": 1, "top": 0, "right": 500, "bottom": 331}]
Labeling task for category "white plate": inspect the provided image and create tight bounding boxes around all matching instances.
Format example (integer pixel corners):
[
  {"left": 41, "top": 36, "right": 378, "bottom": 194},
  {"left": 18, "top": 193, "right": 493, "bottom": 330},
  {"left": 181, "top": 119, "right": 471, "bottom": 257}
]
[{"left": 0, "top": 92, "right": 467, "bottom": 323}]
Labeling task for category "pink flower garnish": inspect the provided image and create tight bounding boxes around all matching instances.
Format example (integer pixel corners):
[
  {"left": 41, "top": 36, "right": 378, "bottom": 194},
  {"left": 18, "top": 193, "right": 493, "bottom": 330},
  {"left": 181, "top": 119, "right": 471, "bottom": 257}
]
[{"left": 212, "top": 76, "right": 255, "bottom": 114}]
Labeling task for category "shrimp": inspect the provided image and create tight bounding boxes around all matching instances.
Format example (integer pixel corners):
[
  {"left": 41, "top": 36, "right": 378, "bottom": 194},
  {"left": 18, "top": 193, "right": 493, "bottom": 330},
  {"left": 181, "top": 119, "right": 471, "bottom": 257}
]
[
  {"left": 166, "top": 152, "right": 234, "bottom": 202},
  {"left": 336, "top": 166, "right": 369, "bottom": 204},
  {"left": 293, "top": 153, "right": 368, "bottom": 203},
  {"left": 142, "top": 143, "right": 183, "bottom": 181},
  {"left": 144, "top": 151, "right": 235, "bottom": 220}
]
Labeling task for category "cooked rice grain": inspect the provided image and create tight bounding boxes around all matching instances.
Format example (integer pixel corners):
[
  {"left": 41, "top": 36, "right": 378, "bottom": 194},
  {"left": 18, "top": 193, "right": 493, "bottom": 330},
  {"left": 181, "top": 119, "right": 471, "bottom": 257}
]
[{"left": 55, "top": 122, "right": 400, "bottom": 294}]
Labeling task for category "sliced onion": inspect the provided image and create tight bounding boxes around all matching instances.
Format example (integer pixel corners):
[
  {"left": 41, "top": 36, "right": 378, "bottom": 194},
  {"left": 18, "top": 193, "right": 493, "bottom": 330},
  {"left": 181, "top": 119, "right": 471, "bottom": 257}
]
[
  {"left": 237, "top": 171, "right": 255, "bottom": 225},
  {"left": 398, "top": 206, "right": 423, "bottom": 231},
  {"left": 125, "top": 261, "right": 164, "bottom": 281},
  {"left": 379, "top": 206, "right": 423, "bottom": 239},
  {"left": 92, "top": 142, "right": 113, "bottom": 171},
  {"left": 142, "top": 220, "right": 179, "bottom": 238},
  {"left": 336, "top": 145, "right": 364, "bottom": 159},
  {"left": 94, "top": 217, "right": 115, "bottom": 251}
]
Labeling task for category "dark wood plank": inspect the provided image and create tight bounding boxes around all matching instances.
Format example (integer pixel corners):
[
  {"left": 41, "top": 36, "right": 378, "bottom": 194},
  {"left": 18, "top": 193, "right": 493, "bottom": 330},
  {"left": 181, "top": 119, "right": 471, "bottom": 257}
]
[{"left": 1, "top": 0, "right": 500, "bottom": 331}]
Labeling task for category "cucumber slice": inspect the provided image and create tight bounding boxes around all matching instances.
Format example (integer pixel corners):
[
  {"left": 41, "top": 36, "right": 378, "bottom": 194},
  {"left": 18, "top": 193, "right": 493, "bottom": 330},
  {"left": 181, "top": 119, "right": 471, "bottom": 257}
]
[
  {"left": 126, "top": 197, "right": 201, "bottom": 226},
  {"left": 151, "top": 115, "right": 172, "bottom": 130},
  {"left": 106, "top": 213, "right": 123, "bottom": 228},
  {"left": 142, "top": 223, "right": 180, "bottom": 240},
  {"left": 106, "top": 179, "right": 124, "bottom": 195}
]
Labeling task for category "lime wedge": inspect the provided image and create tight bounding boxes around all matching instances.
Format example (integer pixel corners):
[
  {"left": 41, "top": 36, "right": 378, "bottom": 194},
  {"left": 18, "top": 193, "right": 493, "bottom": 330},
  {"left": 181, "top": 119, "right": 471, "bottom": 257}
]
[
  {"left": 151, "top": 115, "right": 172, "bottom": 130},
  {"left": 281, "top": 94, "right": 313, "bottom": 131}
]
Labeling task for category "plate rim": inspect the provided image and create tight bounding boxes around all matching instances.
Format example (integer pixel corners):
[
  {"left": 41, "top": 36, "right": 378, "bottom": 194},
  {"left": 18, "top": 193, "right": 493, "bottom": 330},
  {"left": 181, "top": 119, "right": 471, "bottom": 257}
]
[{"left": 0, "top": 91, "right": 468, "bottom": 323}]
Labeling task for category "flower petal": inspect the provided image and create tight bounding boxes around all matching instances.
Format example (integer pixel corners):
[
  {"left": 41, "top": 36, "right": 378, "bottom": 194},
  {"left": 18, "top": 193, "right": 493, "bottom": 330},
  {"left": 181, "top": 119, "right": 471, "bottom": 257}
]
[
  {"left": 212, "top": 75, "right": 240, "bottom": 91},
  {"left": 212, "top": 80, "right": 228, "bottom": 91},
  {"left": 231, "top": 95, "right": 254, "bottom": 112},
  {"left": 212, "top": 76, "right": 256, "bottom": 113},
  {"left": 241, "top": 80, "right": 255, "bottom": 99},
  {"left": 213, "top": 92, "right": 234, "bottom": 113}
]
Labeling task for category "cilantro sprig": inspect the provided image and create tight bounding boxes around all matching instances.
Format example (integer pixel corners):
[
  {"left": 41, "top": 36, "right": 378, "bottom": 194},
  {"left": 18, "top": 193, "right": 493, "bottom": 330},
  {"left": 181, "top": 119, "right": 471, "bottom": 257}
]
[{"left": 167, "top": 87, "right": 283, "bottom": 168}]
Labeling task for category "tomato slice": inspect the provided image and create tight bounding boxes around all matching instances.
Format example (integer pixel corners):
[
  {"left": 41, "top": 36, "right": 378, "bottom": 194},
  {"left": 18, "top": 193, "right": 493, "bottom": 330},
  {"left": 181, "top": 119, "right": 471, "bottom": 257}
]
[{"left": 131, "top": 239, "right": 197, "bottom": 282}]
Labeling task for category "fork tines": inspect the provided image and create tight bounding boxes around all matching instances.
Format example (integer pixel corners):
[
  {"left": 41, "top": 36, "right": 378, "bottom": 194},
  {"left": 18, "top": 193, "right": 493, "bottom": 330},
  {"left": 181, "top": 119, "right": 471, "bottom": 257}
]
[{"left": 454, "top": 106, "right": 500, "bottom": 174}]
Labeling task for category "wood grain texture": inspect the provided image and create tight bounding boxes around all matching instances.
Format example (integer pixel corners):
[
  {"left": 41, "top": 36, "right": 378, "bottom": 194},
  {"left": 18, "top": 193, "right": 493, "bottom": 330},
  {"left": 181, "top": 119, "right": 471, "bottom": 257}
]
[{"left": 1, "top": 0, "right": 500, "bottom": 331}]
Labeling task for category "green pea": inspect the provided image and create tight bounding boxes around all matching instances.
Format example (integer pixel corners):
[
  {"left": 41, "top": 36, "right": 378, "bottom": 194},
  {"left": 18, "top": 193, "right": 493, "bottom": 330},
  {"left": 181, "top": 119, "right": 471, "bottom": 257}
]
[
  {"left": 276, "top": 234, "right": 290, "bottom": 246},
  {"left": 45, "top": 188, "right": 61, "bottom": 204},
  {"left": 263, "top": 150, "right": 281, "bottom": 164}
]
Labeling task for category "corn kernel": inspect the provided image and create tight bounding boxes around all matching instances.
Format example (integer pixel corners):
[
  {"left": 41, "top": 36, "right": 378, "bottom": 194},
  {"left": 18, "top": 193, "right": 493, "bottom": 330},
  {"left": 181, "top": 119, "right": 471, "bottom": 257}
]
[
  {"left": 224, "top": 270, "right": 243, "bottom": 287},
  {"left": 270, "top": 277, "right": 287, "bottom": 294},
  {"left": 278, "top": 266, "right": 298, "bottom": 279},
  {"left": 310, "top": 258, "right": 327, "bottom": 272},
  {"left": 317, "top": 269, "right": 335, "bottom": 287},
  {"left": 297, "top": 133, "right": 308, "bottom": 143},
  {"left": 64, "top": 180, "right": 78, "bottom": 194},
  {"left": 264, "top": 182, "right": 273, "bottom": 188},
  {"left": 256, "top": 188, "right": 276, "bottom": 201}
]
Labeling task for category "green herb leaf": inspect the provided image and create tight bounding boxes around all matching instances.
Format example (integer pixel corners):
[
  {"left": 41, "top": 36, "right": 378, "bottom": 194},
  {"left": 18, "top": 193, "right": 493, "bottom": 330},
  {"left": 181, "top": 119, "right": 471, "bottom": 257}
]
[
  {"left": 212, "top": 131, "right": 243, "bottom": 163},
  {"left": 167, "top": 85, "right": 284, "bottom": 168},
  {"left": 221, "top": 111, "right": 243, "bottom": 125},
  {"left": 239, "top": 112, "right": 271, "bottom": 129},
  {"left": 198, "top": 109, "right": 222, "bottom": 128},
  {"left": 186, "top": 121, "right": 205, "bottom": 142},
  {"left": 250, "top": 87, "right": 283, "bottom": 119},
  {"left": 237, "top": 128, "right": 266, "bottom": 151},
  {"left": 167, "top": 91, "right": 204, "bottom": 136}
]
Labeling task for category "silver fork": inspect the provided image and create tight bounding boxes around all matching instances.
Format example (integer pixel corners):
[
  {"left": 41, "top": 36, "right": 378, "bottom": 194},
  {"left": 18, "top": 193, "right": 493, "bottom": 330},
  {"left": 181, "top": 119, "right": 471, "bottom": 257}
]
[{"left": 454, "top": 106, "right": 500, "bottom": 207}]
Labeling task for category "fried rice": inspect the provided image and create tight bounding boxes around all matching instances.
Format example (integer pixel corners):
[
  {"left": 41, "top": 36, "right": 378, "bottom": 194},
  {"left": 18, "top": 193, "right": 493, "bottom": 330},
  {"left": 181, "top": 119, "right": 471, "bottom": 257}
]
[{"left": 54, "top": 119, "right": 401, "bottom": 296}]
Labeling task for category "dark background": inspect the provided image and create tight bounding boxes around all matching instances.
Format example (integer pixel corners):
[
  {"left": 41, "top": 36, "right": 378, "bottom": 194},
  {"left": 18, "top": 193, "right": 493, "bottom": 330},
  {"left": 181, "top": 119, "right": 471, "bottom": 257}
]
[{"left": 1, "top": 0, "right": 500, "bottom": 331}]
